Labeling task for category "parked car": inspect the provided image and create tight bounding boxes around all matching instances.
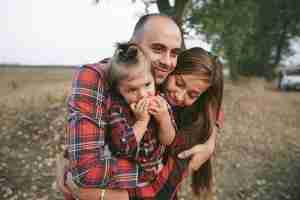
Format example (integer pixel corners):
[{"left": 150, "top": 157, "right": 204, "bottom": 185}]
[{"left": 278, "top": 66, "right": 300, "bottom": 91}]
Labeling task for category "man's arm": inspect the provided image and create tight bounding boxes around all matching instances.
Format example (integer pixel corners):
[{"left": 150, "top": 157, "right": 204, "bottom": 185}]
[
  {"left": 178, "top": 128, "right": 216, "bottom": 172},
  {"left": 67, "top": 65, "right": 140, "bottom": 187},
  {"left": 177, "top": 107, "right": 223, "bottom": 171}
]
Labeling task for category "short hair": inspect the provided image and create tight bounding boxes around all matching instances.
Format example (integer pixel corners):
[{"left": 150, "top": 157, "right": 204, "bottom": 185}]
[
  {"left": 132, "top": 13, "right": 178, "bottom": 38},
  {"left": 108, "top": 42, "right": 151, "bottom": 88}
]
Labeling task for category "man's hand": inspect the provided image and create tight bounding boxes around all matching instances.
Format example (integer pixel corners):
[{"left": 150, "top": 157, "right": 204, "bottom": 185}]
[
  {"left": 66, "top": 172, "right": 129, "bottom": 200},
  {"left": 55, "top": 154, "right": 74, "bottom": 200},
  {"left": 178, "top": 142, "right": 215, "bottom": 173}
]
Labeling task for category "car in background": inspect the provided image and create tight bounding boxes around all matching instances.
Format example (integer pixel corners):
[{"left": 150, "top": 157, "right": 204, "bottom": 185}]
[{"left": 278, "top": 66, "right": 300, "bottom": 91}]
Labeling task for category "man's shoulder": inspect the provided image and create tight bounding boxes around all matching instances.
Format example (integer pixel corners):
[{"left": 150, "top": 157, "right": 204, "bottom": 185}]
[
  {"left": 81, "top": 58, "right": 111, "bottom": 74},
  {"left": 76, "top": 58, "right": 111, "bottom": 81}
]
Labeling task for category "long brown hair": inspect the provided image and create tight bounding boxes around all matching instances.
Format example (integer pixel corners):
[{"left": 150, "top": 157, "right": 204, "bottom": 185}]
[{"left": 173, "top": 47, "right": 224, "bottom": 195}]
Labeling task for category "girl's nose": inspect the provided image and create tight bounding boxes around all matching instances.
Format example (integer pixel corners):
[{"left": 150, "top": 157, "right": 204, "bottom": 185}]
[{"left": 174, "top": 91, "right": 185, "bottom": 104}]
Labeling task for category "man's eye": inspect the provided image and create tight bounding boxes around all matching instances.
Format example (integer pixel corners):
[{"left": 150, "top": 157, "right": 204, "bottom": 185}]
[
  {"left": 152, "top": 47, "right": 162, "bottom": 53},
  {"left": 171, "top": 49, "right": 181, "bottom": 58},
  {"left": 170, "top": 52, "right": 177, "bottom": 58}
]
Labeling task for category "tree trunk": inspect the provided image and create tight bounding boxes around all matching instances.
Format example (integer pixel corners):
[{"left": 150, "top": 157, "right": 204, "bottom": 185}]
[
  {"left": 157, "top": 0, "right": 191, "bottom": 48},
  {"left": 157, "top": 0, "right": 173, "bottom": 15},
  {"left": 273, "top": 21, "right": 289, "bottom": 67}
]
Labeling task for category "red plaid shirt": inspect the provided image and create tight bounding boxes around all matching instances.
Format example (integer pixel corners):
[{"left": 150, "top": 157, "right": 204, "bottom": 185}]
[
  {"left": 66, "top": 61, "right": 182, "bottom": 190},
  {"left": 66, "top": 61, "right": 144, "bottom": 188},
  {"left": 108, "top": 92, "right": 177, "bottom": 183},
  {"left": 66, "top": 60, "right": 223, "bottom": 199}
]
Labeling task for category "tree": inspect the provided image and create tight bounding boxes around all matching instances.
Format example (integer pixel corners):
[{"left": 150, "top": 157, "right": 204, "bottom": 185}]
[
  {"left": 188, "top": 0, "right": 300, "bottom": 80},
  {"left": 95, "top": 0, "right": 193, "bottom": 47},
  {"left": 95, "top": 0, "right": 300, "bottom": 80}
]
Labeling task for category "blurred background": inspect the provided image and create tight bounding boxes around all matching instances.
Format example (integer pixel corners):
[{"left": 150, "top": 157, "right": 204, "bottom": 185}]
[{"left": 1, "top": 0, "right": 300, "bottom": 199}]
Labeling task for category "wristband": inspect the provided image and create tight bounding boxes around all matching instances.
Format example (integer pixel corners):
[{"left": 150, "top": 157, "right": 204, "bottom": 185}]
[{"left": 100, "top": 189, "right": 106, "bottom": 200}]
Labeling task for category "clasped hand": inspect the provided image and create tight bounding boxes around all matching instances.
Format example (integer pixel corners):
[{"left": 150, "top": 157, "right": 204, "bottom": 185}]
[{"left": 130, "top": 95, "right": 170, "bottom": 123}]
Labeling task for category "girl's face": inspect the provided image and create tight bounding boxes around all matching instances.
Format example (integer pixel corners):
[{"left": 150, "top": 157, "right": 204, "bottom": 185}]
[
  {"left": 118, "top": 70, "right": 155, "bottom": 105},
  {"left": 164, "top": 73, "right": 210, "bottom": 107}
]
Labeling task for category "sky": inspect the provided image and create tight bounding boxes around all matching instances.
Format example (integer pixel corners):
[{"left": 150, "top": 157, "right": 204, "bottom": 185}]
[{"left": 0, "top": 0, "right": 299, "bottom": 66}]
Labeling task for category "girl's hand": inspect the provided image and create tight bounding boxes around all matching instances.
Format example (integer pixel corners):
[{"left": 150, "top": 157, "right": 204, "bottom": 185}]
[
  {"left": 130, "top": 98, "right": 150, "bottom": 123},
  {"left": 148, "top": 95, "right": 170, "bottom": 123}
]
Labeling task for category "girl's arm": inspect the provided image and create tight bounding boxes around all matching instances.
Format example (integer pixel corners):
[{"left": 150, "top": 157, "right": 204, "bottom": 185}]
[
  {"left": 156, "top": 113, "right": 176, "bottom": 145},
  {"left": 149, "top": 96, "right": 176, "bottom": 145}
]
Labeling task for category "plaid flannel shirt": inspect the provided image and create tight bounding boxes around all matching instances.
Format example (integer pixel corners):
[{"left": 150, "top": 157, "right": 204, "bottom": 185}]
[
  {"left": 66, "top": 63, "right": 186, "bottom": 195},
  {"left": 66, "top": 61, "right": 144, "bottom": 188},
  {"left": 66, "top": 60, "right": 224, "bottom": 199},
  {"left": 108, "top": 92, "right": 178, "bottom": 183}
]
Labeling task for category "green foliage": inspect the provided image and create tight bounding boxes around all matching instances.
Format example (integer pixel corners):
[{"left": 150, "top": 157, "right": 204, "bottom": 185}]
[
  {"left": 97, "top": 0, "right": 300, "bottom": 80},
  {"left": 187, "top": 0, "right": 300, "bottom": 80}
]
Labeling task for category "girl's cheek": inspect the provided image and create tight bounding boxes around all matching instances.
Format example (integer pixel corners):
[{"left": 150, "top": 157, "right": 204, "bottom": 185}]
[{"left": 148, "top": 92, "right": 154, "bottom": 96}]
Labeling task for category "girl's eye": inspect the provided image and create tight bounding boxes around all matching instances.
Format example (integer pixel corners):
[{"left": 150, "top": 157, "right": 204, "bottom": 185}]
[
  {"left": 129, "top": 88, "right": 137, "bottom": 93},
  {"left": 175, "top": 78, "right": 184, "bottom": 87},
  {"left": 145, "top": 82, "right": 152, "bottom": 87},
  {"left": 189, "top": 92, "right": 200, "bottom": 99}
]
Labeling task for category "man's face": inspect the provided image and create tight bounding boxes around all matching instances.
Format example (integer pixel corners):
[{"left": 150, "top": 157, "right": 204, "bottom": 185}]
[
  {"left": 135, "top": 17, "right": 182, "bottom": 85},
  {"left": 118, "top": 69, "right": 156, "bottom": 105}
]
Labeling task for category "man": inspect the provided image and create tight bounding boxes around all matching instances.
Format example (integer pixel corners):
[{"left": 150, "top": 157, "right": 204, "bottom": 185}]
[{"left": 57, "top": 13, "right": 216, "bottom": 200}]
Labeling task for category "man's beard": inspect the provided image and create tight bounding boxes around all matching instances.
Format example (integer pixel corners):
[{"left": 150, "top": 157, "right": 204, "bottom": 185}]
[{"left": 151, "top": 61, "right": 173, "bottom": 85}]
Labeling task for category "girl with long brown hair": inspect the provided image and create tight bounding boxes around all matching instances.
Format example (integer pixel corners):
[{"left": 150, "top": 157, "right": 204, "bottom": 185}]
[{"left": 163, "top": 47, "right": 224, "bottom": 195}]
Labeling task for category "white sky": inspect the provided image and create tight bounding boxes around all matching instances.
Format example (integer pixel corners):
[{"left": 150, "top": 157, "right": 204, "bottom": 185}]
[{"left": 0, "top": 0, "right": 299, "bottom": 66}]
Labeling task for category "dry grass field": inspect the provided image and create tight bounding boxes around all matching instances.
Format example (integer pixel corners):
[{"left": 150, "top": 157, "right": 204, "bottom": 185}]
[{"left": 0, "top": 67, "right": 299, "bottom": 200}]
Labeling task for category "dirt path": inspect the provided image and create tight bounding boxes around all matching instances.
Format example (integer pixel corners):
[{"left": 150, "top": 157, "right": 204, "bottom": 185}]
[{"left": 214, "top": 80, "right": 300, "bottom": 200}]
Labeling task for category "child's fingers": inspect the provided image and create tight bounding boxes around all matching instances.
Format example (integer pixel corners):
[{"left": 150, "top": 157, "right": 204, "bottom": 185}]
[
  {"left": 155, "top": 98, "right": 169, "bottom": 112},
  {"left": 137, "top": 99, "right": 150, "bottom": 114},
  {"left": 148, "top": 110, "right": 155, "bottom": 115},
  {"left": 148, "top": 106, "right": 159, "bottom": 113},
  {"left": 140, "top": 98, "right": 148, "bottom": 111},
  {"left": 148, "top": 103, "right": 159, "bottom": 112},
  {"left": 136, "top": 99, "right": 145, "bottom": 111},
  {"left": 151, "top": 97, "right": 161, "bottom": 108},
  {"left": 148, "top": 109, "right": 158, "bottom": 116},
  {"left": 130, "top": 103, "right": 137, "bottom": 111},
  {"left": 157, "top": 96, "right": 168, "bottom": 108}
]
